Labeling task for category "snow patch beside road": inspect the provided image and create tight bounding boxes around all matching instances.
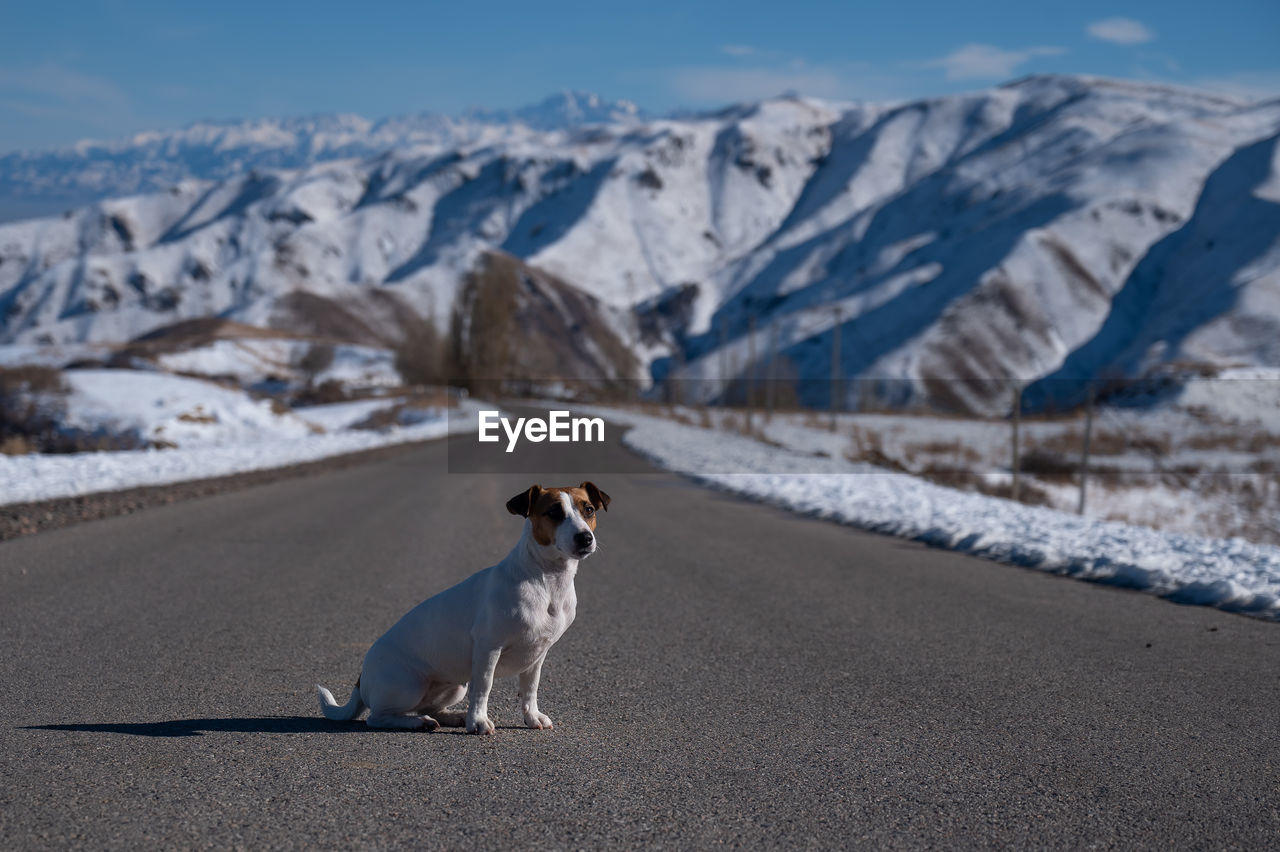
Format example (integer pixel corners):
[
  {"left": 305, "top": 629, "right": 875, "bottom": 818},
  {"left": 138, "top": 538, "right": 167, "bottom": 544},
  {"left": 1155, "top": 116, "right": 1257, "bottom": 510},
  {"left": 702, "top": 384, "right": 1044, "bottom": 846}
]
[
  {"left": 589, "top": 406, "right": 1280, "bottom": 620},
  {"left": 0, "top": 388, "right": 481, "bottom": 505}
]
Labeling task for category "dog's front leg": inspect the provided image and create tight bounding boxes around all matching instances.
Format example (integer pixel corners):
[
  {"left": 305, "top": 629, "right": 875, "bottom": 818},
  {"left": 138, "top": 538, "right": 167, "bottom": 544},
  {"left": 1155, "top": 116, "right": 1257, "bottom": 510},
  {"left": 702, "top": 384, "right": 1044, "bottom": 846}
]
[
  {"left": 466, "top": 645, "right": 501, "bottom": 735},
  {"left": 518, "top": 654, "right": 553, "bottom": 730}
]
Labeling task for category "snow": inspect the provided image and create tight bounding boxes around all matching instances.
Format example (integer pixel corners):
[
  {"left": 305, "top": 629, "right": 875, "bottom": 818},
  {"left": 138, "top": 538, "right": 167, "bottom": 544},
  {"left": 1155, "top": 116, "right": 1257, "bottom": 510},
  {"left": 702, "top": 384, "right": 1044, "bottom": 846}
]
[
  {"left": 60, "top": 369, "right": 316, "bottom": 447},
  {"left": 0, "top": 372, "right": 481, "bottom": 505},
  {"left": 582, "top": 404, "right": 1280, "bottom": 620},
  {"left": 5, "top": 76, "right": 1276, "bottom": 419}
]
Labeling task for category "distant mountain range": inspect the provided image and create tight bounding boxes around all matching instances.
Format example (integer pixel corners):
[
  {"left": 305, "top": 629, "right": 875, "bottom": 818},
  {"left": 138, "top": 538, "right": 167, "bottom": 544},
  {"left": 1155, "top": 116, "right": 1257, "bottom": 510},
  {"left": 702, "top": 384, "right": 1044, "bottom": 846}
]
[
  {"left": 1, "top": 76, "right": 1277, "bottom": 413},
  {"left": 0, "top": 91, "right": 646, "bottom": 220}
]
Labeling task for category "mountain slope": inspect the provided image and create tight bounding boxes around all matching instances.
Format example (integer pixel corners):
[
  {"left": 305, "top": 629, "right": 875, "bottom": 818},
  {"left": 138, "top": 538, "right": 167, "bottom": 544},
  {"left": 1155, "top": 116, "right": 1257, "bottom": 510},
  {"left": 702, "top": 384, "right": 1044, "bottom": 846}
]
[{"left": 2, "top": 76, "right": 1277, "bottom": 412}]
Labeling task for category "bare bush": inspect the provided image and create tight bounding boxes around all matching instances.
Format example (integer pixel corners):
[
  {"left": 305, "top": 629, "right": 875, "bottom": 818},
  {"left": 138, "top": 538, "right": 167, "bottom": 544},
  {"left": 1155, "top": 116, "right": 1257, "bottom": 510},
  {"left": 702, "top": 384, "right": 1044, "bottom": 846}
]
[
  {"left": 845, "top": 425, "right": 907, "bottom": 471},
  {"left": 395, "top": 316, "right": 448, "bottom": 387},
  {"left": 0, "top": 366, "right": 70, "bottom": 454},
  {"left": 294, "top": 379, "right": 350, "bottom": 406},
  {"left": 296, "top": 344, "right": 335, "bottom": 383}
]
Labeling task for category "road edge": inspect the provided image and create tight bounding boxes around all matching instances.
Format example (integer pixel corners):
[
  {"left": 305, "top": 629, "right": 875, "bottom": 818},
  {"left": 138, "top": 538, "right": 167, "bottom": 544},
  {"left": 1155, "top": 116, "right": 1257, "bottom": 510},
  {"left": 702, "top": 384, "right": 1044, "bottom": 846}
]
[{"left": 0, "top": 437, "right": 443, "bottom": 542}]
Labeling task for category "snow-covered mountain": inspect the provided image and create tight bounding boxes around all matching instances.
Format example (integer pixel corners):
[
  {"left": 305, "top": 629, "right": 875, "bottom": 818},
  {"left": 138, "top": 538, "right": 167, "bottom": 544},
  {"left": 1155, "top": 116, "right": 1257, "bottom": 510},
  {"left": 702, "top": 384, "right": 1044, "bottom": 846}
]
[
  {"left": 0, "top": 91, "right": 646, "bottom": 216},
  {"left": 2, "top": 75, "right": 1278, "bottom": 413}
]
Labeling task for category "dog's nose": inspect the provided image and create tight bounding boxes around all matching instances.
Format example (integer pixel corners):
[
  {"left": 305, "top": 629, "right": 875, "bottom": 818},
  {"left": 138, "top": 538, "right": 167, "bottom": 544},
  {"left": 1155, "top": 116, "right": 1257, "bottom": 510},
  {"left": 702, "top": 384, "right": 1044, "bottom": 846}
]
[{"left": 574, "top": 531, "right": 594, "bottom": 549}]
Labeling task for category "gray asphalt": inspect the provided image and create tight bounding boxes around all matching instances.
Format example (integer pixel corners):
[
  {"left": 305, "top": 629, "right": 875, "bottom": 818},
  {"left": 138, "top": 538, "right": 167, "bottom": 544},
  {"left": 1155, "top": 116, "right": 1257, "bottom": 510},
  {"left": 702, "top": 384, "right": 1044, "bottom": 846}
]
[{"left": 1, "top": 422, "right": 1278, "bottom": 849}]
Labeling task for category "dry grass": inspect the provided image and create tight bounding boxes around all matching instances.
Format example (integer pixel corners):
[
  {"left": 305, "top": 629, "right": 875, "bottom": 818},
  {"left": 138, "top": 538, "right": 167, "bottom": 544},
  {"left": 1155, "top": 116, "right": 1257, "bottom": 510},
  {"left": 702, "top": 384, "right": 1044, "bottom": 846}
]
[
  {"left": 899, "top": 439, "right": 982, "bottom": 468},
  {"left": 116, "top": 318, "right": 313, "bottom": 361},
  {"left": 1029, "top": 427, "right": 1171, "bottom": 458},
  {"left": 718, "top": 411, "right": 783, "bottom": 447},
  {"left": 176, "top": 406, "right": 217, "bottom": 425},
  {"left": 1090, "top": 470, "right": 1280, "bottom": 546},
  {"left": 0, "top": 365, "right": 68, "bottom": 395},
  {"left": 1183, "top": 430, "right": 1280, "bottom": 453},
  {"left": 1, "top": 366, "right": 71, "bottom": 454},
  {"left": 0, "top": 434, "right": 36, "bottom": 455},
  {"left": 845, "top": 426, "right": 907, "bottom": 472}
]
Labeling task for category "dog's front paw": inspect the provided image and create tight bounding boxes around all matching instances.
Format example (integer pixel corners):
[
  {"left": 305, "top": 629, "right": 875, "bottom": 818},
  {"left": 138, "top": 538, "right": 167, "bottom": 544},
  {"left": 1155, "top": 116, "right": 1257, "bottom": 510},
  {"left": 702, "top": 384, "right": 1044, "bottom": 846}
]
[
  {"left": 523, "top": 711, "right": 554, "bottom": 730},
  {"left": 466, "top": 715, "right": 495, "bottom": 735}
]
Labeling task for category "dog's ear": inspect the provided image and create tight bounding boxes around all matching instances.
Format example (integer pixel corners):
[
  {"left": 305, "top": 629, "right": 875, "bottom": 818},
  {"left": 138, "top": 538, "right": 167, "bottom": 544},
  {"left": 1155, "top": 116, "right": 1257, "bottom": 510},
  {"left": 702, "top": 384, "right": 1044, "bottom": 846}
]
[
  {"left": 506, "top": 484, "right": 542, "bottom": 518},
  {"left": 580, "top": 481, "right": 611, "bottom": 512}
]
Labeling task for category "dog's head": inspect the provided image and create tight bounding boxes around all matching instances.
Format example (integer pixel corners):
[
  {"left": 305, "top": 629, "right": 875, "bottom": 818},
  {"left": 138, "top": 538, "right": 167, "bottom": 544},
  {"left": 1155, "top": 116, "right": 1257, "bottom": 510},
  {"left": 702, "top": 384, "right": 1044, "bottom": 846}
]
[{"left": 506, "top": 481, "right": 611, "bottom": 560}]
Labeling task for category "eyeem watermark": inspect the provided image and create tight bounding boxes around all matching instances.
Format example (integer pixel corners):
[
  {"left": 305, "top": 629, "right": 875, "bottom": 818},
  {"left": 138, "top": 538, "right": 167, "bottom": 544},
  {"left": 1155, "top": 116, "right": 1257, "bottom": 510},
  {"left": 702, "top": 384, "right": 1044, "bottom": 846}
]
[{"left": 478, "top": 410, "right": 606, "bottom": 452}]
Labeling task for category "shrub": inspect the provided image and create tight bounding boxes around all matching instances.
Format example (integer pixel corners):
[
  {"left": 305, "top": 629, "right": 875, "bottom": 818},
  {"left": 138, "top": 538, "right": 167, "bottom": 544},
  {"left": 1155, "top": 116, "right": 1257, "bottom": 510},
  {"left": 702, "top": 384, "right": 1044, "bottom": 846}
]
[
  {"left": 295, "top": 343, "right": 335, "bottom": 383},
  {"left": 294, "top": 379, "right": 350, "bottom": 406},
  {"left": 395, "top": 317, "right": 448, "bottom": 387},
  {"left": 0, "top": 366, "right": 70, "bottom": 453}
]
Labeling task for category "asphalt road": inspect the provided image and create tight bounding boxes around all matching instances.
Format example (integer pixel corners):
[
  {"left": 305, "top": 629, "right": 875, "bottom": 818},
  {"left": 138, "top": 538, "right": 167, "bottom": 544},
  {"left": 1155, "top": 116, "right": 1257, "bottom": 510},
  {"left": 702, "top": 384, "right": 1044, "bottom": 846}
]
[{"left": 1, "top": 421, "right": 1278, "bottom": 849}]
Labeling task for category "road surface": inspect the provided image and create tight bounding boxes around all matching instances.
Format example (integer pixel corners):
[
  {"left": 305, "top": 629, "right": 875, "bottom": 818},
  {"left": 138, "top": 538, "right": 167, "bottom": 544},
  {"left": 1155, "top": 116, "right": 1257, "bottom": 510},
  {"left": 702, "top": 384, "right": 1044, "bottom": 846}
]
[{"left": 1, "top": 422, "right": 1277, "bottom": 848}]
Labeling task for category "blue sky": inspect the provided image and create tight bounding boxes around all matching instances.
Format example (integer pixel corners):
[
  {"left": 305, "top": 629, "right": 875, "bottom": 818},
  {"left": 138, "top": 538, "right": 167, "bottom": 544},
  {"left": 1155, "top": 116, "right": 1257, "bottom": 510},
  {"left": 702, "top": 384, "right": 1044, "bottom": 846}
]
[{"left": 1, "top": 0, "right": 1277, "bottom": 154}]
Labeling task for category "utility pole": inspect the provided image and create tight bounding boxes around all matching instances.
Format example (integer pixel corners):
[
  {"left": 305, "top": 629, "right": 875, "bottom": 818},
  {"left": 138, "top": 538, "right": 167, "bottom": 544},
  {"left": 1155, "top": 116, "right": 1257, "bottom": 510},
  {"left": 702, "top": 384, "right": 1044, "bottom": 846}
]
[
  {"left": 746, "top": 316, "right": 756, "bottom": 433},
  {"left": 766, "top": 320, "right": 779, "bottom": 422},
  {"left": 1077, "top": 382, "right": 1094, "bottom": 515},
  {"left": 830, "top": 306, "right": 842, "bottom": 433},
  {"left": 1011, "top": 383, "right": 1022, "bottom": 503}
]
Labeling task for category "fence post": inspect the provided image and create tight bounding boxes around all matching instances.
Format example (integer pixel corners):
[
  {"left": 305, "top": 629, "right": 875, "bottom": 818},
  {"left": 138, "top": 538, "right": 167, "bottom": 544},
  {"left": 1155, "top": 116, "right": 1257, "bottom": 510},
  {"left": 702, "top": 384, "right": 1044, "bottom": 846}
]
[
  {"left": 669, "top": 346, "right": 684, "bottom": 407},
  {"left": 1077, "top": 382, "right": 1094, "bottom": 515},
  {"left": 718, "top": 322, "right": 729, "bottom": 408},
  {"left": 1011, "top": 383, "right": 1021, "bottom": 502}
]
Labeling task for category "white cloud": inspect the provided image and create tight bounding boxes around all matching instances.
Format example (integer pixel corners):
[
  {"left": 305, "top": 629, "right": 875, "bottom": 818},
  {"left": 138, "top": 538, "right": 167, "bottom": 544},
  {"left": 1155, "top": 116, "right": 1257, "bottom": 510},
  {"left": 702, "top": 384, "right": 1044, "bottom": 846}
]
[
  {"left": 721, "top": 44, "right": 756, "bottom": 57},
  {"left": 925, "top": 44, "right": 1066, "bottom": 81},
  {"left": 1087, "top": 18, "right": 1155, "bottom": 45}
]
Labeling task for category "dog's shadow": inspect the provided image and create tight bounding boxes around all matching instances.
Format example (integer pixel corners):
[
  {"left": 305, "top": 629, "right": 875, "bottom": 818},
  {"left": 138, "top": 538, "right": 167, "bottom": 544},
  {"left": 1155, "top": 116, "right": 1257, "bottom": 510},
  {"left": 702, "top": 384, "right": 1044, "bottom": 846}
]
[{"left": 22, "top": 716, "right": 526, "bottom": 738}]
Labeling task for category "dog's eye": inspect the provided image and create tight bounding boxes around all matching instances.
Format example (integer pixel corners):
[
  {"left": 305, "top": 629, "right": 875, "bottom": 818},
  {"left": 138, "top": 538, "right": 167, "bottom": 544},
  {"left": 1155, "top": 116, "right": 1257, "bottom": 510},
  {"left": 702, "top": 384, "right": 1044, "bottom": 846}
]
[
  {"left": 546, "top": 505, "right": 564, "bottom": 521},
  {"left": 582, "top": 504, "right": 595, "bottom": 517}
]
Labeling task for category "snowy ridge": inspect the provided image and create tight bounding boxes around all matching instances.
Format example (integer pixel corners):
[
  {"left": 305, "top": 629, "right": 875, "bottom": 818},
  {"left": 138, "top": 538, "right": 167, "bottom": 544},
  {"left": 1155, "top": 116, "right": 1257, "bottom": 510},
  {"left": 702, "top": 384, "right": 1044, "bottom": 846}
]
[
  {"left": 2, "top": 76, "right": 1278, "bottom": 412},
  {"left": 586, "top": 405, "right": 1280, "bottom": 620}
]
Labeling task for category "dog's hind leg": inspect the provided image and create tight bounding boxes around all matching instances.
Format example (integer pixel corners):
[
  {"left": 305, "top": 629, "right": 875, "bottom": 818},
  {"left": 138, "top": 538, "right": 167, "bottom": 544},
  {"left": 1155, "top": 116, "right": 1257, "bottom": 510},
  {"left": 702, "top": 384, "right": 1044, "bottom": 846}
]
[
  {"left": 422, "top": 683, "right": 468, "bottom": 727},
  {"left": 360, "top": 658, "right": 438, "bottom": 731}
]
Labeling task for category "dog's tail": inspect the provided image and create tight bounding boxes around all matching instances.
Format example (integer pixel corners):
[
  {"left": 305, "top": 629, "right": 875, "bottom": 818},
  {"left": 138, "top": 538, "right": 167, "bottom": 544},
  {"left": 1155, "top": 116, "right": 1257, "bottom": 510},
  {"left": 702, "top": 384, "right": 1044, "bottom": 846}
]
[{"left": 316, "top": 676, "right": 365, "bottom": 721}]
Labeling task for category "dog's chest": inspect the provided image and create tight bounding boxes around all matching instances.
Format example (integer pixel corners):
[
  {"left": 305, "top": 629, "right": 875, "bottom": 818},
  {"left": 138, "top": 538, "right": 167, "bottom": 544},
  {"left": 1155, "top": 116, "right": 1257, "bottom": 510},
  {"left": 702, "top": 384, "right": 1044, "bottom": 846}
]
[{"left": 509, "top": 581, "right": 575, "bottom": 655}]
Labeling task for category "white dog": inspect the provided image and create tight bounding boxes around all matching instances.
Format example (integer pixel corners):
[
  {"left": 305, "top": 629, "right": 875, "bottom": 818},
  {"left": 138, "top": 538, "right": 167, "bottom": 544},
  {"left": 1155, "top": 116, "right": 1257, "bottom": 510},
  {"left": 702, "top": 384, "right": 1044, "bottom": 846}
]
[{"left": 317, "top": 481, "right": 610, "bottom": 734}]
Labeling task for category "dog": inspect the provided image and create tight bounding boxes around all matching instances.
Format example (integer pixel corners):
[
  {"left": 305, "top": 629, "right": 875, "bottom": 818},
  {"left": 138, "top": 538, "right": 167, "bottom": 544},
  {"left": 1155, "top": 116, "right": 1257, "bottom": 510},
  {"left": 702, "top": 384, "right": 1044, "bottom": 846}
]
[{"left": 317, "top": 481, "right": 610, "bottom": 734}]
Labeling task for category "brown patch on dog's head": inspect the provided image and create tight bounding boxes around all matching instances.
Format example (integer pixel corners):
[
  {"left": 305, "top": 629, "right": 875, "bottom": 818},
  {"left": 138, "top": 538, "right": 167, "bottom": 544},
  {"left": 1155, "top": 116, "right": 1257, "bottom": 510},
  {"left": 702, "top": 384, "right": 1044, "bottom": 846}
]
[
  {"left": 506, "top": 484, "right": 543, "bottom": 519},
  {"left": 507, "top": 482, "right": 612, "bottom": 544}
]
